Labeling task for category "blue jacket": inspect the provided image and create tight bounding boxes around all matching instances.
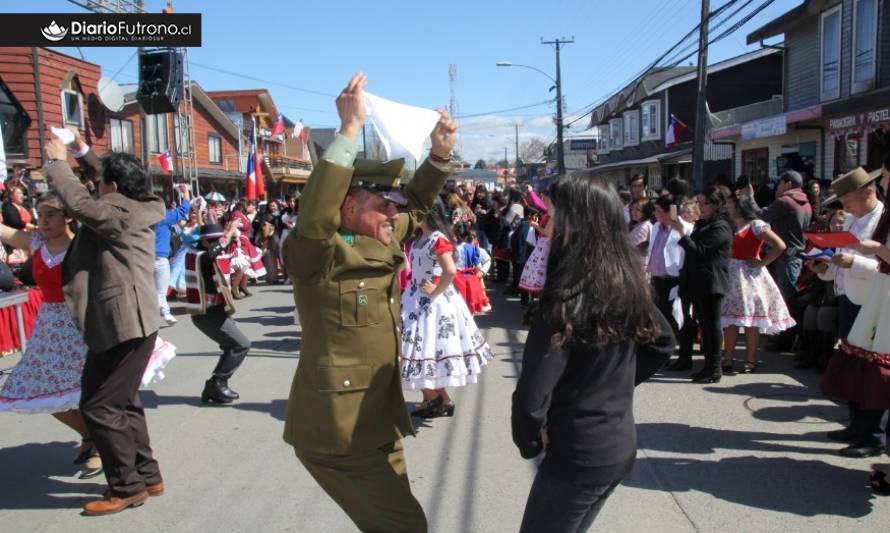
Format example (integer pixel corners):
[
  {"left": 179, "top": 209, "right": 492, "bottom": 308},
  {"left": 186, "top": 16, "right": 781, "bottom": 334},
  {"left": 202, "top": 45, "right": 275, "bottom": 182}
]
[{"left": 155, "top": 199, "right": 191, "bottom": 258}]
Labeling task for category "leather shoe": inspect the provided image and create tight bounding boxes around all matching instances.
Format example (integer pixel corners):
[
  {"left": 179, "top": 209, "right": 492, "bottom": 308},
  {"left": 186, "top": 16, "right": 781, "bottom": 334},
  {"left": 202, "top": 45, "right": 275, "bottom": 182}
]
[
  {"left": 826, "top": 427, "right": 858, "bottom": 442},
  {"left": 83, "top": 491, "right": 148, "bottom": 516},
  {"left": 201, "top": 377, "right": 239, "bottom": 404},
  {"left": 838, "top": 443, "right": 884, "bottom": 458}
]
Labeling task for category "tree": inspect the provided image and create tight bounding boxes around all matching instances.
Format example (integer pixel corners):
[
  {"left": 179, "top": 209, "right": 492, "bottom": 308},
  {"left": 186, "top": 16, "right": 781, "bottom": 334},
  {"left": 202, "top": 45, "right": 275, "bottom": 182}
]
[
  {"left": 520, "top": 137, "right": 548, "bottom": 163},
  {"left": 474, "top": 159, "right": 487, "bottom": 169}
]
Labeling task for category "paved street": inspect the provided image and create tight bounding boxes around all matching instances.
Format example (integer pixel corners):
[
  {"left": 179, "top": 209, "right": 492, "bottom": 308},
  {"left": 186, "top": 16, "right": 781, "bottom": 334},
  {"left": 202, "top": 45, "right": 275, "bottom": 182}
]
[{"left": 0, "top": 284, "right": 887, "bottom": 532}]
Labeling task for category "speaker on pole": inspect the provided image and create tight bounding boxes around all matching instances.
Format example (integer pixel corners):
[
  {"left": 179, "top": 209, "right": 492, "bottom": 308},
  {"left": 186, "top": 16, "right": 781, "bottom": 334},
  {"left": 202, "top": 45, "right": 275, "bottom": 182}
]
[{"left": 137, "top": 49, "right": 183, "bottom": 115}]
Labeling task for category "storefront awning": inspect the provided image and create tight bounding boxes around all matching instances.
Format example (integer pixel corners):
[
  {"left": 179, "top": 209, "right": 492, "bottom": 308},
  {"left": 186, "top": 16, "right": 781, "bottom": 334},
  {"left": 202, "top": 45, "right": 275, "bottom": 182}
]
[
  {"left": 710, "top": 105, "right": 822, "bottom": 141},
  {"left": 588, "top": 149, "right": 691, "bottom": 174}
]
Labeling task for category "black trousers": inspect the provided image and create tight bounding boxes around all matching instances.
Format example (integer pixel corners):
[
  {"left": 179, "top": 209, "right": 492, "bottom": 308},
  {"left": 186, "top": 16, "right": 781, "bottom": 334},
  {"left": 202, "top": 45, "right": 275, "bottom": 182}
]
[
  {"left": 262, "top": 250, "right": 280, "bottom": 285},
  {"left": 80, "top": 333, "right": 162, "bottom": 496},
  {"left": 692, "top": 293, "right": 724, "bottom": 375},
  {"left": 519, "top": 470, "right": 621, "bottom": 533},
  {"left": 677, "top": 297, "right": 698, "bottom": 361},
  {"left": 650, "top": 276, "right": 679, "bottom": 332},
  {"left": 191, "top": 305, "right": 251, "bottom": 380}
]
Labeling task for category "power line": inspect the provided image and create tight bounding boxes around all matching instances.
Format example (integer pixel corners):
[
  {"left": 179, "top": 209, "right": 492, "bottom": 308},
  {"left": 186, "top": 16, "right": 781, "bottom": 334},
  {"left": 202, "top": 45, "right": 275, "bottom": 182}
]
[
  {"left": 109, "top": 50, "right": 137, "bottom": 81},
  {"left": 190, "top": 61, "right": 337, "bottom": 98},
  {"left": 455, "top": 99, "right": 555, "bottom": 119}
]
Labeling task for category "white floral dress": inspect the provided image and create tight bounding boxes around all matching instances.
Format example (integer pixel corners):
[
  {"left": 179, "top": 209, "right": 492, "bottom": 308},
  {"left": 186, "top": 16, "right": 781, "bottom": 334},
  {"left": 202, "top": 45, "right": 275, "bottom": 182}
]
[{"left": 401, "top": 231, "right": 493, "bottom": 390}]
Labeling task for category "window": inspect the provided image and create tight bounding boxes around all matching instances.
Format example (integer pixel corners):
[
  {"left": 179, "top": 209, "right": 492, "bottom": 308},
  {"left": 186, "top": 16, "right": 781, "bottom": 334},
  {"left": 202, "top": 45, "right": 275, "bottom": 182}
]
[
  {"left": 742, "top": 148, "right": 770, "bottom": 187},
  {"left": 641, "top": 100, "right": 661, "bottom": 141},
  {"left": 852, "top": 0, "right": 877, "bottom": 93},
  {"left": 109, "top": 118, "right": 133, "bottom": 153},
  {"left": 145, "top": 114, "right": 169, "bottom": 153},
  {"left": 208, "top": 134, "right": 222, "bottom": 164},
  {"left": 623, "top": 110, "right": 639, "bottom": 146},
  {"left": 61, "top": 89, "right": 84, "bottom": 128},
  {"left": 834, "top": 138, "right": 860, "bottom": 175},
  {"left": 0, "top": 80, "right": 30, "bottom": 157},
  {"left": 596, "top": 124, "right": 610, "bottom": 153},
  {"left": 174, "top": 114, "right": 192, "bottom": 156},
  {"left": 820, "top": 5, "right": 842, "bottom": 101},
  {"left": 609, "top": 118, "right": 623, "bottom": 150}
]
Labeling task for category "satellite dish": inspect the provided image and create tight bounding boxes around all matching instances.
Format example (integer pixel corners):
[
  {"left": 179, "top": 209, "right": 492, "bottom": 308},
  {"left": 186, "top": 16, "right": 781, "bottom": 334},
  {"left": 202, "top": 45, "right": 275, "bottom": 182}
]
[{"left": 97, "top": 77, "right": 125, "bottom": 112}]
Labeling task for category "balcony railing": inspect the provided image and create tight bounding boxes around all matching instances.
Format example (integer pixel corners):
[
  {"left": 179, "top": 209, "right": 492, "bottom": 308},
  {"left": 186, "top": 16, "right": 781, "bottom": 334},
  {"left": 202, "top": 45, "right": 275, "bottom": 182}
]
[
  {"left": 710, "top": 96, "right": 784, "bottom": 128},
  {"left": 265, "top": 154, "right": 312, "bottom": 177}
]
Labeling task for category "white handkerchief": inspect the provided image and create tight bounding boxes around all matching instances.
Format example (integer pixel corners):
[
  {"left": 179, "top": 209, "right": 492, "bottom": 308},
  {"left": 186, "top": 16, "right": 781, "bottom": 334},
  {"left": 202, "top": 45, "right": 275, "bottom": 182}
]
[
  {"left": 51, "top": 126, "right": 75, "bottom": 145},
  {"left": 364, "top": 92, "right": 440, "bottom": 161}
]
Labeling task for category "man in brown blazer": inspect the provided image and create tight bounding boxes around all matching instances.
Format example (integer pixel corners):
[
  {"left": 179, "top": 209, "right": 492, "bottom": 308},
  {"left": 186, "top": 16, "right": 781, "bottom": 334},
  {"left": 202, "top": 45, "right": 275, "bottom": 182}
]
[{"left": 42, "top": 136, "right": 167, "bottom": 516}]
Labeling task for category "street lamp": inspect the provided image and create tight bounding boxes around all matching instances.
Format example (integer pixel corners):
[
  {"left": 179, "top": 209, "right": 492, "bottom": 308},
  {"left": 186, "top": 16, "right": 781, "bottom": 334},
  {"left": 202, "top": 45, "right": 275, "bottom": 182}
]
[{"left": 497, "top": 59, "right": 566, "bottom": 175}]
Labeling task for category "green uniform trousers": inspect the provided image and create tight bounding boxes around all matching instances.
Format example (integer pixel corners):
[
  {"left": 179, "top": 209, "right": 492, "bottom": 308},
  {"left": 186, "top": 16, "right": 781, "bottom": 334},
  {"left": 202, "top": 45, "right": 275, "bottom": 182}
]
[{"left": 295, "top": 440, "right": 427, "bottom": 533}]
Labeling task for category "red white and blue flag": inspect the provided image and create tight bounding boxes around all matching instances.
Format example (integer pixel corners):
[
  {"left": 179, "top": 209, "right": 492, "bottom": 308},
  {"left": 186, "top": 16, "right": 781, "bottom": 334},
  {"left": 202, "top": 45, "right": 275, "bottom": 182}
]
[
  {"left": 271, "top": 113, "right": 286, "bottom": 137},
  {"left": 158, "top": 150, "right": 173, "bottom": 175},
  {"left": 665, "top": 114, "right": 687, "bottom": 149},
  {"left": 246, "top": 119, "right": 259, "bottom": 199}
]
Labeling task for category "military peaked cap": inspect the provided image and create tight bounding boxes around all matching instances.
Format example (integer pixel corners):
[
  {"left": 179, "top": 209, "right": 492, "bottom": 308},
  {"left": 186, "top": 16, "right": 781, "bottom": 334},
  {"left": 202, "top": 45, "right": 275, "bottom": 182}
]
[{"left": 351, "top": 158, "right": 408, "bottom": 206}]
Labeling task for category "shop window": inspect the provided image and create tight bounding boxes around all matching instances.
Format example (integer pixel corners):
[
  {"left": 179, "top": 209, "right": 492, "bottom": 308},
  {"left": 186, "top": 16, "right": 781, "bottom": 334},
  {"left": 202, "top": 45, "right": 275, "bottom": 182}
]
[
  {"left": 110, "top": 117, "right": 133, "bottom": 153},
  {"left": 834, "top": 138, "right": 860, "bottom": 175},
  {"left": 820, "top": 5, "right": 842, "bottom": 101},
  {"left": 609, "top": 118, "right": 623, "bottom": 150},
  {"left": 742, "top": 147, "right": 770, "bottom": 187},
  {"left": 208, "top": 134, "right": 222, "bottom": 164},
  {"left": 852, "top": 0, "right": 877, "bottom": 93},
  {"left": 0, "top": 79, "right": 31, "bottom": 158}
]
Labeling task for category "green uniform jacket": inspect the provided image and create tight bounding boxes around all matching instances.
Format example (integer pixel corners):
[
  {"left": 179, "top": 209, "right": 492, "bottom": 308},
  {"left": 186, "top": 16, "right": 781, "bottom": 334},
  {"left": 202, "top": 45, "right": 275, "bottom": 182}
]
[{"left": 282, "top": 157, "right": 451, "bottom": 455}]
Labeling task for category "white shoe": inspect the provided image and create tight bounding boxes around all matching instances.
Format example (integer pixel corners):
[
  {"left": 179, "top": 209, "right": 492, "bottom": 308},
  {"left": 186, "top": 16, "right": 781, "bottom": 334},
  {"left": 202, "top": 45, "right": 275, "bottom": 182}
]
[{"left": 163, "top": 314, "right": 177, "bottom": 326}]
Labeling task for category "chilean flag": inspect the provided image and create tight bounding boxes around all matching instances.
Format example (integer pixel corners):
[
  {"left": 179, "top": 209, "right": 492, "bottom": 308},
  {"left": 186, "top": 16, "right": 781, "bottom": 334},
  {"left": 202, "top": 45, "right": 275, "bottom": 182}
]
[
  {"left": 158, "top": 150, "right": 173, "bottom": 175},
  {"left": 246, "top": 119, "right": 258, "bottom": 199},
  {"left": 665, "top": 114, "right": 687, "bottom": 149},
  {"left": 291, "top": 119, "right": 305, "bottom": 140},
  {"left": 271, "top": 113, "right": 286, "bottom": 137}
]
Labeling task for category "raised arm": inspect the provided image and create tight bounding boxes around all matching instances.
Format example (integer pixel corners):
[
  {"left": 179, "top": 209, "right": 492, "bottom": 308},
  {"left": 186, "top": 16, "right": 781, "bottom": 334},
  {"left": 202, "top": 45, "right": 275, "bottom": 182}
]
[{"left": 0, "top": 222, "right": 30, "bottom": 252}]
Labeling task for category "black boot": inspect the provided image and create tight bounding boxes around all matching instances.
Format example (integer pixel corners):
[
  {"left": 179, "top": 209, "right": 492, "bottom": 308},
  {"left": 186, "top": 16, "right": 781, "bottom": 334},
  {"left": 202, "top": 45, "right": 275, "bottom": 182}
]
[{"left": 201, "top": 377, "right": 239, "bottom": 404}]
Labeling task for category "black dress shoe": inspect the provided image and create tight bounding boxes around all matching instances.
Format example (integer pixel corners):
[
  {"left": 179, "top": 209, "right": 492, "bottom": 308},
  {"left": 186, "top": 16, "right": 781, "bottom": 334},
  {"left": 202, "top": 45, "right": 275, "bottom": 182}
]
[
  {"left": 411, "top": 397, "right": 443, "bottom": 418},
  {"left": 826, "top": 427, "right": 858, "bottom": 442},
  {"left": 201, "top": 377, "right": 239, "bottom": 404},
  {"left": 838, "top": 443, "right": 884, "bottom": 458},
  {"left": 668, "top": 359, "right": 693, "bottom": 371},
  {"left": 692, "top": 372, "right": 722, "bottom": 383}
]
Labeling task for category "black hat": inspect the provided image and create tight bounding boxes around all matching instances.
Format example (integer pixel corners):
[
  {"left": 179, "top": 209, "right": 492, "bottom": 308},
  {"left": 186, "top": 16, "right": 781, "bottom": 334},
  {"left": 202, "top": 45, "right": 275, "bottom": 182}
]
[
  {"left": 351, "top": 159, "right": 408, "bottom": 206},
  {"left": 199, "top": 223, "right": 226, "bottom": 240}
]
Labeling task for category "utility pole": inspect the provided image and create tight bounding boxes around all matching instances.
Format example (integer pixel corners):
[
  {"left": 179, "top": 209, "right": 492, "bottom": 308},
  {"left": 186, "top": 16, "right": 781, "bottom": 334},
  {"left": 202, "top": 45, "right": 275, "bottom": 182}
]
[
  {"left": 504, "top": 147, "right": 508, "bottom": 168},
  {"left": 542, "top": 37, "right": 573, "bottom": 176},
  {"left": 514, "top": 123, "right": 520, "bottom": 166},
  {"left": 691, "top": 0, "right": 710, "bottom": 191}
]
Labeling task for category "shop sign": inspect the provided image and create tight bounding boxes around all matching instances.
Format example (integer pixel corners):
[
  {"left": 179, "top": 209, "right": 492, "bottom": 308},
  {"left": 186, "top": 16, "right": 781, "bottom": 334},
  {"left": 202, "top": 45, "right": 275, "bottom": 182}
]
[
  {"left": 570, "top": 139, "right": 597, "bottom": 150},
  {"left": 829, "top": 106, "right": 890, "bottom": 137},
  {"left": 741, "top": 115, "right": 787, "bottom": 140}
]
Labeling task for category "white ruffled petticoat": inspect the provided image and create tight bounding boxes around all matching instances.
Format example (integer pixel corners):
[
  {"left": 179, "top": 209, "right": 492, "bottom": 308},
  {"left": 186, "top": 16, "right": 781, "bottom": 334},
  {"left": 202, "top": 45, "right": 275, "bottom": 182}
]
[{"left": 720, "top": 258, "right": 796, "bottom": 334}]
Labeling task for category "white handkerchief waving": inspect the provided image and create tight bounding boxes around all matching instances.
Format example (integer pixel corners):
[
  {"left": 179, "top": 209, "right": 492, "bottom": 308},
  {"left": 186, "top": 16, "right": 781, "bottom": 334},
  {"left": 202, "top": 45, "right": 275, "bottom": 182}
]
[{"left": 364, "top": 92, "right": 440, "bottom": 161}]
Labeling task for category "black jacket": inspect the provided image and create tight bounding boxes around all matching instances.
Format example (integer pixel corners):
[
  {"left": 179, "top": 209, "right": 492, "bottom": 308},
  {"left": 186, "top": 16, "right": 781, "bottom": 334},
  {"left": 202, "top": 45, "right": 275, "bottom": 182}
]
[
  {"left": 678, "top": 215, "right": 732, "bottom": 298},
  {"left": 511, "top": 306, "right": 675, "bottom": 486}
]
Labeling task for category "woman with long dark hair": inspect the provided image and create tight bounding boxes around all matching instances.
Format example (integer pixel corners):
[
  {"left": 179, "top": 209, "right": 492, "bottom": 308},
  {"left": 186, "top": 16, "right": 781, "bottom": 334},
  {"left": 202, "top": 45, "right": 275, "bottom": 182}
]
[
  {"left": 512, "top": 176, "right": 675, "bottom": 532},
  {"left": 401, "top": 199, "right": 493, "bottom": 418},
  {"left": 669, "top": 186, "right": 733, "bottom": 383},
  {"left": 721, "top": 194, "right": 795, "bottom": 374}
]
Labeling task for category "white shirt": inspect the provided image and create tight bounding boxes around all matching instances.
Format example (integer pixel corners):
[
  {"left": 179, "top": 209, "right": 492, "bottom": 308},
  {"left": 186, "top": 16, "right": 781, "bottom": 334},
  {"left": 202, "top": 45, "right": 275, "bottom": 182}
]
[{"left": 820, "top": 200, "right": 884, "bottom": 299}]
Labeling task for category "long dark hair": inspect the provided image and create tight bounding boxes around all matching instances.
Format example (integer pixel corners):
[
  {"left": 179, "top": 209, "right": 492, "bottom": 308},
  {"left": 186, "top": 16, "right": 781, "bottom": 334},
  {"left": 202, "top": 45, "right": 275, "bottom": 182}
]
[
  {"left": 727, "top": 193, "right": 761, "bottom": 224},
  {"left": 424, "top": 198, "right": 456, "bottom": 243},
  {"left": 541, "top": 175, "right": 658, "bottom": 348}
]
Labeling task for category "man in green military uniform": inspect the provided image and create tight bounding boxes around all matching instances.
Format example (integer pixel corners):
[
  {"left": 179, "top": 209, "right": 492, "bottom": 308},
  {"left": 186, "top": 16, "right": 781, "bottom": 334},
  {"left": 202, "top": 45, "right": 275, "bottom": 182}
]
[{"left": 282, "top": 72, "right": 456, "bottom": 532}]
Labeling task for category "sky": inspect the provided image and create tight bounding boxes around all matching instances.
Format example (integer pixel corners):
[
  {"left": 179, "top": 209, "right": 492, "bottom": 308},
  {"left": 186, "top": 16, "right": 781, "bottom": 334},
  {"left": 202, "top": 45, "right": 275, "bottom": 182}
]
[{"left": 5, "top": 0, "right": 803, "bottom": 163}]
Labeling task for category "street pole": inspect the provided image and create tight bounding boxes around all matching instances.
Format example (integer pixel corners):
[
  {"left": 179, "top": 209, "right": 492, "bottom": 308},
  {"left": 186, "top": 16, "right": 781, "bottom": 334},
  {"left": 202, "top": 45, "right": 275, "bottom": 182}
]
[
  {"left": 504, "top": 147, "right": 508, "bottom": 168},
  {"left": 515, "top": 123, "right": 520, "bottom": 167},
  {"left": 543, "top": 37, "right": 573, "bottom": 176},
  {"left": 691, "top": 0, "right": 710, "bottom": 191}
]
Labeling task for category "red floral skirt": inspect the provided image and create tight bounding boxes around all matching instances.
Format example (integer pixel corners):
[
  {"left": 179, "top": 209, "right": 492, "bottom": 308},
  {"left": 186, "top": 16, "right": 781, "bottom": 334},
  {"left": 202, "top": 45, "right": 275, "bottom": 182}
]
[
  {"left": 820, "top": 340, "right": 890, "bottom": 410},
  {"left": 452, "top": 270, "right": 491, "bottom": 315}
]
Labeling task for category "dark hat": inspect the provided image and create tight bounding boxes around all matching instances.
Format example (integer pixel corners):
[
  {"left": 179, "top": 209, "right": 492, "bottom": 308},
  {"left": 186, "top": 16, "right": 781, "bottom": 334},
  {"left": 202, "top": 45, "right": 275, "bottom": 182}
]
[
  {"left": 199, "top": 223, "right": 226, "bottom": 240},
  {"left": 779, "top": 170, "right": 803, "bottom": 187},
  {"left": 351, "top": 158, "right": 408, "bottom": 206},
  {"left": 823, "top": 167, "right": 882, "bottom": 205}
]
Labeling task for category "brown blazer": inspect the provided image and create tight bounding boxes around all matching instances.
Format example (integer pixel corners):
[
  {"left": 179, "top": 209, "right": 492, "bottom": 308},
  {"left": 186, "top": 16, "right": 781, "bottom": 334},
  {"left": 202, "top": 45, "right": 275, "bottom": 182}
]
[{"left": 42, "top": 151, "right": 166, "bottom": 353}]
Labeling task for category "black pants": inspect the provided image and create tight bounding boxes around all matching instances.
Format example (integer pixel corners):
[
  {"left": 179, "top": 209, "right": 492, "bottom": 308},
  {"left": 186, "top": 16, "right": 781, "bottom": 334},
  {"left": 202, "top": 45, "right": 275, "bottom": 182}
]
[
  {"left": 693, "top": 293, "right": 724, "bottom": 375},
  {"left": 262, "top": 250, "right": 280, "bottom": 285},
  {"left": 837, "top": 295, "right": 862, "bottom": 341},
  {"left": 677, "top": 297, "right": 698, "bottom": 361},
  {"left": 650, "top": 276, "right": 679, "bottom": 332},
  {"left": 191, "top": 305, "right": 251, "bottom": 379},
  {"left": 80, "top": 333, "right": 162, "bottom": 496},
  {"left": 519, "top": 470, "right": 621, "bottom": 533},
  {"left": 494, "top": 258, "right": 510, "bottom": 284}
]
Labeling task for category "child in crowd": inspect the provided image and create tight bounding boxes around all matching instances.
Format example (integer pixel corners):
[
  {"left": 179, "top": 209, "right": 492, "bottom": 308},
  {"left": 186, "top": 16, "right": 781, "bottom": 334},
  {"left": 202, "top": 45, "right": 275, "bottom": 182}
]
[{"left": 452, "top": 221, "right": 491, "bottom": 315}]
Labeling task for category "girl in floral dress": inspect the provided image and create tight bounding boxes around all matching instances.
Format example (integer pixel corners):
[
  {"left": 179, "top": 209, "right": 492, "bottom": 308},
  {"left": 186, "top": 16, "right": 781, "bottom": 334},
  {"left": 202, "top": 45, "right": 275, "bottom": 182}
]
[
  {"left": 401, "top": 201, "right": 493, "bottom": 418},
  {"left": 518, "top": 191, "right": 553, "bottom": 295},
  {"left": 0, "top": 193, "right": 102, "bottom": 478},
  {"left": 721, "top": 194, "right": 795, "bottom": 373}
]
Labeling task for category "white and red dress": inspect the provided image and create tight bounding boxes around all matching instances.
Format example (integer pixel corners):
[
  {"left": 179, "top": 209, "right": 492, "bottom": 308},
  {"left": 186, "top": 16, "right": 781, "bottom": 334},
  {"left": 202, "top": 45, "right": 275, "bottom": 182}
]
[
  {"left": 400, "top": 231, "right": 493, "bottom": 390},
  {"left": 720, "top": 220, "right": 795, "bottom": 333},
  {"left": 452, "top": 241, "right": 491, "bottom": 314},
  {"left": 519, "top": 215, "right": 550, "bottom": 294}
]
